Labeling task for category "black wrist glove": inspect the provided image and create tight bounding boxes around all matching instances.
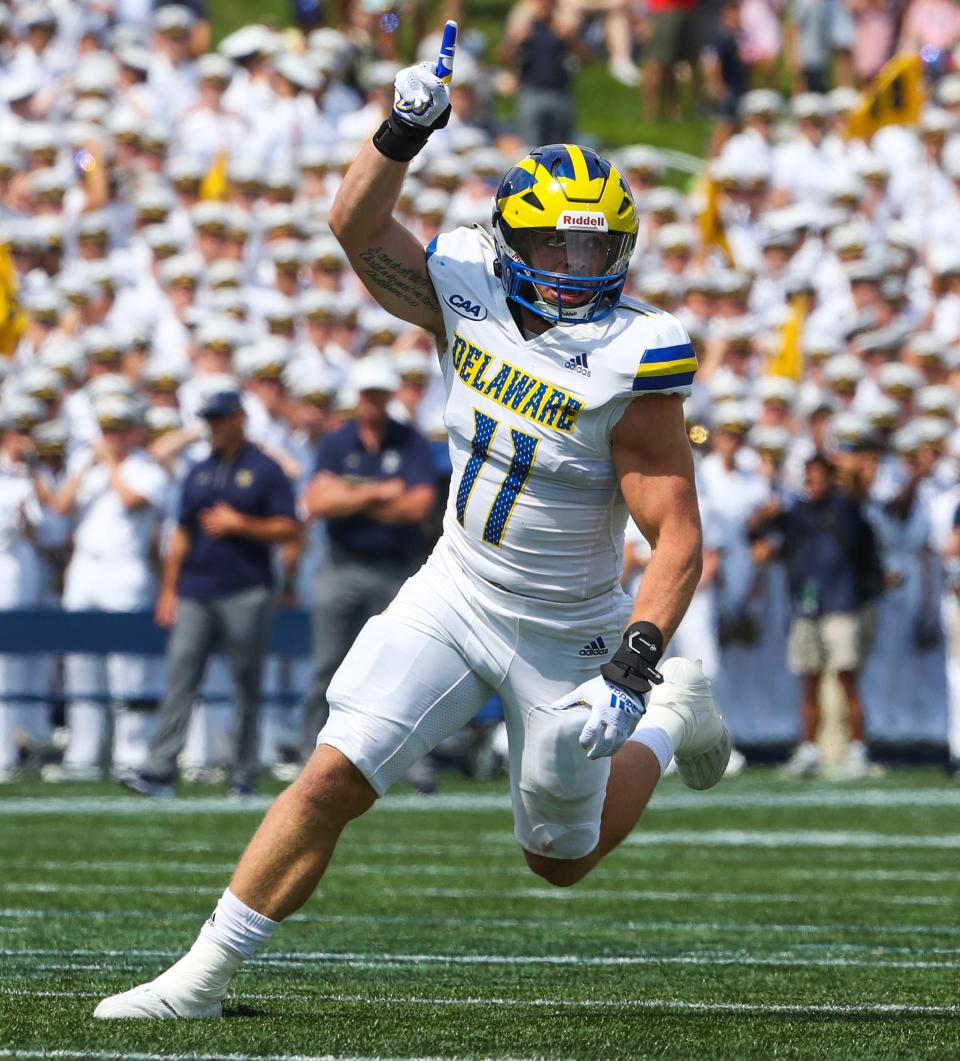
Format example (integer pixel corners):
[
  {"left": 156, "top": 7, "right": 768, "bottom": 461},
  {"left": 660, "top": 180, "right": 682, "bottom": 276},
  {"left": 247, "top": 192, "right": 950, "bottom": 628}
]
[
  {"left": 372, "top": 107, "right": 451, "bottom": 163},
  {"left": 601, "top": 621, "right": 665, "bottom": 698}
]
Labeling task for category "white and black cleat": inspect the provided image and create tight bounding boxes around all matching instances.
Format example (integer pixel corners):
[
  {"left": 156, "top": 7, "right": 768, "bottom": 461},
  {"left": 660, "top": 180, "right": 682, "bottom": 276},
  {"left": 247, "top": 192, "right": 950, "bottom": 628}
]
[{"left": 93, "top": 983, "right": 221, "bottom": 1020}]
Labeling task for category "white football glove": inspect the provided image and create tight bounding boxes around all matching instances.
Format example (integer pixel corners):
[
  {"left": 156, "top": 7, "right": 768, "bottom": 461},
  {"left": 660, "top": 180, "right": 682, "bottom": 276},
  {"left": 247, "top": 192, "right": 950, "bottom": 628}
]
[
  {"left": 552, "top": 675, "right": 647, "bottom": 761},
  {"left": 393, "top": 61, "right": 451, "bottom": 128}
]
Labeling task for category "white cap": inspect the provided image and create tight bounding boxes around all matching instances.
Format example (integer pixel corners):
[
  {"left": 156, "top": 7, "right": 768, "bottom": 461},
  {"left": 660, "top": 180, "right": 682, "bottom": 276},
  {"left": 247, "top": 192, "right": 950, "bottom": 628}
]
[
  {"left": 20, "top": 365, "right": 63, "bottom": 400},
  {"left": 206, "top": 260, "right": 244, "bottom": 288},
  {"left": 274, "top": 52, "right": 319, "bottom": 92},
  {"left": 197, "top": 53, "right": 234, "bottom": 82},
  {"left": 195, "top": 315, "right": 243, "bottom": 349},
  {"left": 396, "top": 349, "right": 433, "bottom": 379},
  {"left": 219, "top": 24, "right": 274, "bottom": 60},
  {"left": 707, "top": 376, "right": 749, "bottom": 403},
  {"left": 938, "top": 73, "right": 960, "bottom": 106},
  {"left": 919, "top": 105, "right": 953, "bottom": 136},
  {"left": 32, "top": 418, "right": 68, "bottom": 450},
  {"left": 23, "top": 286, "right": 64, "bottom": 318},
  {"left": 359, "top": 304, "right": 405, "bottom": 339},
  {"left": 791, "top": 93, "right": 828, "bottom": 121},
  {"left": 299, "top": 289, "right": 339, "bottom": 319},
  {"left": 4, "top": 394, "right": 46, "bottom": 430},
  {"left": 351, "top": 356, "right": 400, "bottom": 393},
  {"left": 18, "top": 1, "right": 57, "bottom": 27},
  {"left": 740, "top": 88, "right": 782, "bottom": 118},
  {"left": 75, "top": 52, "right": 117, "bottom": 94},
  {"left": 94, "top": 393, "right": 140, "bottom": 426},
  {"left": 826, "top": 86, "right": 860, "bottom": 115},
  {"left": 1, "top": 68, "right": 41, "bottom": 102},
  {"left": 824, "top": 353, "right": 865, "bottom": 386},
  {"left": 755, "top": 376, "right": 797, "bottom": 407},
  {"left": 618, "top": 144, "right": 665, "bottom": 175},
  {"left": 914, "top": 416, "right": 951, "bottom": 444},
  {"left": 234, "top": 338, "right": 291, "bottom": 379},
  {"left": 158, "top": 253, "right": 203, "bottom": 287},
  {"left": 308, "top": 235, "right": 347, "bottom": 268},
  {"left": 712, "top": 400, "right": 753, "bottom": 433},
  {"left": 261, "top": 291, "right": 297, "bottom": 323},
  {"left": 362, "top": 60, "right": 400, "bottom": 90},
  {"left": 748, "top": 424, "right": 791, "bottom": 454},
  {"left": 144, "top": 357, "right": 188, "bottom": 389},
  {"left": 831, "top": 411, "right": 872, "bottom": 445},
  {"left": 863, "top": 393, "right": 900, "bottom": 427},
  {"left": 191, "top": 200, "right": 229, "bottom": 232},
  {"left": 656, "top": 223, "right": 697, "bottom": 251},
  {"left": 145, "top": 406, "right": 183, "bottom": 433},
  {"left": 40, "top": 336, "right": 86, "bottom": 379},
  {"left": 878, "top": 362, "right": 923, "bottom": 394},
  {"left": 916, "top": 384, "right": 957, "bottom": 417},
  {"left": 154, "top": 4, "right": 195, "bottom": 33},
  {"left": 285, "top": 361, "right": 338, "bottom": 399},
  {"left": 117, "top": 44, "right": 151, "bottom": 74}
]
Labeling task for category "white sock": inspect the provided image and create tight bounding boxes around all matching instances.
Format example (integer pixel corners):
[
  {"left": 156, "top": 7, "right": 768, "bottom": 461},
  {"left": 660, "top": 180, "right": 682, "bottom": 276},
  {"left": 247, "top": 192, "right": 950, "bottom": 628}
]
[
  {"left": 627, "top": 722, "right": 674, "bottom": 778},
  {"left": 199, "top": 887, "right": 279, "bottom": 960}
]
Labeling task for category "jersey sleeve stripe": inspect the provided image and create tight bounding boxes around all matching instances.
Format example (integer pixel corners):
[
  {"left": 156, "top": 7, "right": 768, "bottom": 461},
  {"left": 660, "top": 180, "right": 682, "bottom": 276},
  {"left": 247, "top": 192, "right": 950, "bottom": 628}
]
[
  {"left": 639, "top": 341, "right": 696, "bottom": 365},
  {"left": 634, "top": 355, "right": 698, "bottom": 379},
  {"left": 632, "top": 370, "right": 696, "bottom": 392}
]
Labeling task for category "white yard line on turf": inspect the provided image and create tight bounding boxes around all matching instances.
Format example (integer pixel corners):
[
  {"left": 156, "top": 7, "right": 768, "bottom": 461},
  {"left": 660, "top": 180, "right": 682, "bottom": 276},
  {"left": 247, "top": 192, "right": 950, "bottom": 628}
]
[
  {"left": 4, "top": 787, "right": 960, "bottom": 816},
  {"left": 2, "top": 879, "right": 955, "bottom": 906},
  {"left": 0, "top": 992, "right": 957, "bottom": 1018},
  {"left": 4, "top": 907, "right": 960, "bottom": 938},
  {"left": 0, "top": 1050, "right": 487, "bottom": 1061},
  {"left": 4, "top": 858, "right": 957, "bottom": 886},
  {"left": 3, "top": 946, "right": 959, "bottom": 972}
]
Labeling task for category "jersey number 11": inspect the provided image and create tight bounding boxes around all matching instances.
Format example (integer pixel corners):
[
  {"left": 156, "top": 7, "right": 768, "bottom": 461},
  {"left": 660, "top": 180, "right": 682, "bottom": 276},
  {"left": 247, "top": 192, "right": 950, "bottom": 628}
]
[{"left": 455, "top": 410, "right": 539, "bottom": 546}]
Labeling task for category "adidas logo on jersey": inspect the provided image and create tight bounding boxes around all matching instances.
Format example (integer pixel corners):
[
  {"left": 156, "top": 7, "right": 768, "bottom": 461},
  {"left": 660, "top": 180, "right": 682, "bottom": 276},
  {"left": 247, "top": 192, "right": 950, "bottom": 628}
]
[
  {"left": 564, "top": 353, "right": 591, "bottom": 377},
  {"left": 578, "top": 636, "right": 608, "bottom": 657}
]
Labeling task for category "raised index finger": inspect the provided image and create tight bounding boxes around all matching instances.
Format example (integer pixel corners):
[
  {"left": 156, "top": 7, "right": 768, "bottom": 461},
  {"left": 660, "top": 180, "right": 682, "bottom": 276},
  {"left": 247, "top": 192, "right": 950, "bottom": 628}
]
[{"left": 435, "top": 20, "right": 458, "bottom": 84}]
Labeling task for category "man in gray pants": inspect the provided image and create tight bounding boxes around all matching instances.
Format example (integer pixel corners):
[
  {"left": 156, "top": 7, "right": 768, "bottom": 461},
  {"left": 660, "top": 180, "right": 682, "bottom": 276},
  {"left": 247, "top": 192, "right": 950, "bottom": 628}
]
[
  {"left": 300, "top": 358, "right": 436, "bottom": 766},
  {"left": 123, "top": 389, "right": 301, "bottom": 797}
]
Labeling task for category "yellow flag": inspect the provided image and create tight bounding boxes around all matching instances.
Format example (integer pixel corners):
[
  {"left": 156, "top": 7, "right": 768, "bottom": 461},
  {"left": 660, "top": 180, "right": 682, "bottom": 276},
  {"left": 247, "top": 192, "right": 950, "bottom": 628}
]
[
  {"left": 698, "top": 176, "right": 733, "bottom": 265},
  {"left": 200, "top": 152, "right": 228, "bottom": 201},
  {"left": 0, "top": 243, "right": 27, "bottom": 357},
  {"left": 847, "top": 52, "right": 925, "bottom": 141},
  {"left": 766, "top": 293, "right": 807, "bottom": 381}
]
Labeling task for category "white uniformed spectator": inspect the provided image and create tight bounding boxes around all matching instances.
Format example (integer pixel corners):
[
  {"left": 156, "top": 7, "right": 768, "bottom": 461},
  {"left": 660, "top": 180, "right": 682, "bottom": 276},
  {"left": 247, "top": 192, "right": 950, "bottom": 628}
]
[
  {"left": 42, "top": 394, "right": 168, "bottom": 780},
  {"left": 0, "top": 396, "right": 46, "bottom": 780}
]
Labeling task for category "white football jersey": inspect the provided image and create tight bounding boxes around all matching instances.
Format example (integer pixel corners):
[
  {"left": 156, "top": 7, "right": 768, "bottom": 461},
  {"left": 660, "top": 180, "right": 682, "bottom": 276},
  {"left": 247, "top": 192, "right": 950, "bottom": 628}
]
[{"left": 427, "top": 226, "right": 697, "bottom": 602}]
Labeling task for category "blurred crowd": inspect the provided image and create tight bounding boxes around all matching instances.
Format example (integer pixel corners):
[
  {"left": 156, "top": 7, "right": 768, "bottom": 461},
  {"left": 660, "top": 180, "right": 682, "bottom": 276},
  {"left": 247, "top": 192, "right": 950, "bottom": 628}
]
[{"left": 1, "top": 0, "right": 960, "bottom": 786}]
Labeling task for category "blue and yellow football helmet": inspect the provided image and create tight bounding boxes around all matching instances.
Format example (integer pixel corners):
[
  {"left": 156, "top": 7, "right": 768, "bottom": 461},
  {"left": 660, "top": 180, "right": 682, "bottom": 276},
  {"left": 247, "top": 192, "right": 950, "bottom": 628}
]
[{"left": 493, "top": 144, "right": 638, "bottom": 325}]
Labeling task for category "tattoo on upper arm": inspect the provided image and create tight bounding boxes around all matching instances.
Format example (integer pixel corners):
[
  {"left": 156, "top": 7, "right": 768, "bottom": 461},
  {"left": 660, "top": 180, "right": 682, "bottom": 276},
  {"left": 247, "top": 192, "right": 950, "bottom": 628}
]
[{"left": 358, "top": 245, "right": 442, "bottom": 319}]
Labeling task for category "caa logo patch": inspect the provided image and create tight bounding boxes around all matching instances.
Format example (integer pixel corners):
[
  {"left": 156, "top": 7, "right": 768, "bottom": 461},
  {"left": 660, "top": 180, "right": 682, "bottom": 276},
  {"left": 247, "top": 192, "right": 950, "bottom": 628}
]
[{"left": 444, "top": 292, "right": 488, "bottom": 320}]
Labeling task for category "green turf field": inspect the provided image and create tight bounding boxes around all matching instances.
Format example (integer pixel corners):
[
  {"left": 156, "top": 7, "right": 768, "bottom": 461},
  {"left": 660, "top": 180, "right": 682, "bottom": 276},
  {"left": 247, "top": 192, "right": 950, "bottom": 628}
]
[{"left": 2, "top": 768, "right": 959, "bottom": 1060}]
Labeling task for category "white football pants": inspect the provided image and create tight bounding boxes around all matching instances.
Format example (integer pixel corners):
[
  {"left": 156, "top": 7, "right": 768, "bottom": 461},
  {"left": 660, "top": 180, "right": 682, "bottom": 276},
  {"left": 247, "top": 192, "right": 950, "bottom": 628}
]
[{"left": 320, "top": 538, "right": 633, "bottom": 860}]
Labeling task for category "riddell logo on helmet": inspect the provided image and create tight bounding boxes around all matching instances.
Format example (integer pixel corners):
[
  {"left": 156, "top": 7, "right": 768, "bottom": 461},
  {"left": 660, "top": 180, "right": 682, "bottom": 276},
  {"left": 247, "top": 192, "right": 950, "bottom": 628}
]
[{"left": 557, "top": 212, "right": 608, "bottom": 232}]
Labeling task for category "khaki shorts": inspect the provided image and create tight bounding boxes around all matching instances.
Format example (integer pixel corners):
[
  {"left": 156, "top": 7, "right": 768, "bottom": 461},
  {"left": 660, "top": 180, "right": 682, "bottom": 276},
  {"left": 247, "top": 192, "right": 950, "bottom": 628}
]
[
  {"left": 787, "top": 611, "right": 866, "bottom": 676},
  {"left": 647, "top": 7, "right": 699, "bottom": 65}
]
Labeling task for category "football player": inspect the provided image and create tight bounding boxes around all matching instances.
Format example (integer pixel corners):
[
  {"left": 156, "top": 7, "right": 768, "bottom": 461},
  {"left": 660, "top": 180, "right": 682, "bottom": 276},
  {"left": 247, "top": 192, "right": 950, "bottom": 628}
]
[{"left": 95, "top": 24, "right": 731, "bottom": 1019}]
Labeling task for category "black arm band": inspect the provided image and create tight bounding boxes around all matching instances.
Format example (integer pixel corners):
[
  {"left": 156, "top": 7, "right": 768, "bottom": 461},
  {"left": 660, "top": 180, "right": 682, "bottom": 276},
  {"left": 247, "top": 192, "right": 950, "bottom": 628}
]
[
  {"left": 372, "top": 107, "right": 451, "bottom": 162},
  {"left": 601, "top": 621, "right": 665, "bottom": 697}
]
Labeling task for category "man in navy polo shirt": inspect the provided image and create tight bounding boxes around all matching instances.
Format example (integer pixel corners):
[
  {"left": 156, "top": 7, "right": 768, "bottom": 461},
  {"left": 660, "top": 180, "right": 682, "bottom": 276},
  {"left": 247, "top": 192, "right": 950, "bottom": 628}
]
[
  {"left": 124, "top": 389, "right": 301, "bottom": 797},
  {"left": 301, "top": 357, "right": 437, "bottom": 761}
]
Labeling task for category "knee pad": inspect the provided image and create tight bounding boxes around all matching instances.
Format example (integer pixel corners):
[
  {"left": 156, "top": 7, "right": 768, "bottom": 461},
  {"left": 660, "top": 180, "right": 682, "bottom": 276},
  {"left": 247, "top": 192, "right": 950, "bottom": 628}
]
[{"left": 515, "top": 702, "right": 609, "bottom": 861}]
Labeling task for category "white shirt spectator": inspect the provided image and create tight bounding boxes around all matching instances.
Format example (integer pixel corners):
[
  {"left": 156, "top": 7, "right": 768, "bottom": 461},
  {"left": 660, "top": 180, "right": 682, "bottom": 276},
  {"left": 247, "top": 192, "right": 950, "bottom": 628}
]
[{"left": 70, "top": 449, "right": 168, "bottom": 560}]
